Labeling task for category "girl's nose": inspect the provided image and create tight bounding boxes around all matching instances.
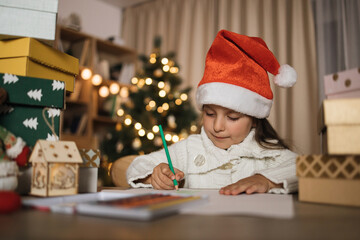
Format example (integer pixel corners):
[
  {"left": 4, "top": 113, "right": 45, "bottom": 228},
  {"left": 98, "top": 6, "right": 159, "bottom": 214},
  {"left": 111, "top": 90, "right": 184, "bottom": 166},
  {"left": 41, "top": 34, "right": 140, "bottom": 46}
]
[{"left": 213, "top": 116, "right": 225, "bottom": 132}]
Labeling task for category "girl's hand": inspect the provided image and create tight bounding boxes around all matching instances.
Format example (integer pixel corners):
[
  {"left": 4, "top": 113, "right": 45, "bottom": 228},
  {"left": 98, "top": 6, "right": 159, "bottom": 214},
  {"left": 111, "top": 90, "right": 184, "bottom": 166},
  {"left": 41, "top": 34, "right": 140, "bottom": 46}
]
[
  {"left": 219, "top": 174, "right": 282, "bottom": 195},
  {"left": 145, "top": 163, "right": 184, "bottom": 190}
]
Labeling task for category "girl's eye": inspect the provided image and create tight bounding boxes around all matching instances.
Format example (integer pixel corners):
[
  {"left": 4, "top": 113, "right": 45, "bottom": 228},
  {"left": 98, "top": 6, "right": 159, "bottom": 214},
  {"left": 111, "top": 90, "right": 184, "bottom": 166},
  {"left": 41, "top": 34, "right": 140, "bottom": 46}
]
[
  {"left": 228, "top": 116, "right": 240, "bottom": 121},
  {"left": 205, "top": 112, "right": 214, "bottom": 117}
]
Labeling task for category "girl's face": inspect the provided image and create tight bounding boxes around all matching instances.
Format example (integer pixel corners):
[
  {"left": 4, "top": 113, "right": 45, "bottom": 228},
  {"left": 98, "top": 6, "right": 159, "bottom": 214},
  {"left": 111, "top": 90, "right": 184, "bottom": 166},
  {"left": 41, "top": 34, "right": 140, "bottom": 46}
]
[{"left": 202, "top": 104, "right": 254, "bottom": 149}]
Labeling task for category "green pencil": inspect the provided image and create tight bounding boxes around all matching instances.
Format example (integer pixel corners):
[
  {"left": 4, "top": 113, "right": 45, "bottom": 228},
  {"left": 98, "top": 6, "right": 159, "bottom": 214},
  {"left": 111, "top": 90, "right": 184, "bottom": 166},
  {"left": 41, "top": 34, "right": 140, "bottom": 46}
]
[{"left": 158, "top": 125, "right": 179, "bottom": 190}]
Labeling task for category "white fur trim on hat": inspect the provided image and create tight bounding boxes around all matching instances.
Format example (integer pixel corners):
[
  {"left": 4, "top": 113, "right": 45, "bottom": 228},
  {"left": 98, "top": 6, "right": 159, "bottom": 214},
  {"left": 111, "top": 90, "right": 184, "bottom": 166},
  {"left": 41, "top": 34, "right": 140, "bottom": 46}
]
[
  {"left": 196, "top": 82, "right": 273, "bottom": 118},
  {"left": 274, "top": 64, "right": 297, "bottom": 88},
  {"left": 6, "top": 137, "right": 26, "bottom": 159}
]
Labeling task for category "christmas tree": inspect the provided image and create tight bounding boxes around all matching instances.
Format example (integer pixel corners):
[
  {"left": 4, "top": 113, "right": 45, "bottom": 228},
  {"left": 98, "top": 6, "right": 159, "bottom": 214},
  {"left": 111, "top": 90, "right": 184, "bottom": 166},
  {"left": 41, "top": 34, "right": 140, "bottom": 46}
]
[{"left": 100, "top": 37, "right": 198, "bottom": 184}]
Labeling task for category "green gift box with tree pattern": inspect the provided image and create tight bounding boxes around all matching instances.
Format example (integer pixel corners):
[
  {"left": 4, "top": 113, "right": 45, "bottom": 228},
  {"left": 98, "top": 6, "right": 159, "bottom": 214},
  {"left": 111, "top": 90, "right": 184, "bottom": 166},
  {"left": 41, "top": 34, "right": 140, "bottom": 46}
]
[{"left": 0, "top": 73, "right": 65, "bottom": 147}]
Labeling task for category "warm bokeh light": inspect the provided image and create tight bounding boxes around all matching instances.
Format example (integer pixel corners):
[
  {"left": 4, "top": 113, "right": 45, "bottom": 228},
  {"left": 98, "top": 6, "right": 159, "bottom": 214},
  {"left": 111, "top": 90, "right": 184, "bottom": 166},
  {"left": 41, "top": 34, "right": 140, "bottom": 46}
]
[
  {"left": 149, "top": 58, "right": 156, "bottom": 64},
  {"left": 157, "top": 106, "right": 163, "bottom": 113},
  {"left": 161, "top": 58, "right": 169, "bottom": 64},
  {"left": 162, "top": 65, "right": 170, "bottom": 72},
  {"left": 81, "top": 68, "right": 92, "bottom": 80},
  {"left": 180, "top": 93, "right": 188, "bottom": 101},
  {"left": 154, "top": 136, "right": 162, "bottom": 146},
  {"left": 158, "top": 81, "right": 165, "bottom": 88},
  {"left": 132, "top": 138, "right": 141, "bottom": 149},
  {"left": 138, "top": 129, "right": 146, "bottom": 137},
  {"left": 134, "top": 122, "right": 142, "bottom": 130},
  {"left": 91, "top": 74, "right": 102, "bottom": 86},
  {"left": 159, "top": 90, "right": 166, "bottom": 97},
  {"left": 117, "top": 108, "right": 124, "bottom": 116},
  {"left": 147, "top": 132, "right": 154, "bottom": 140},
  {"left": 164, "top": 84, "right": 171, "bottom": 93},
  {"left": 99, "top": 86, "right": 109, "bottom": 98},
  {"left": 170, "top": 67, "right": 179, "bottom": 73},
  {"left": 124, "top": 116, "right": 132, "bottom": 125},
  {"left": 109, "top": 82, "right": 120, "bottom": 94},
  {"left": 131, "top": 77, "right": 139, "bottom": 84},
  {"left": 137, "top": 78, "right": 145, "bottom": 88},
  {"left": 149, "top": 100, "right": 156, "bottom": 108},
  {"left": 162, "top": 103, "right": 169, "bottom": 110},
  {"left": 172, "top": 135, "right": 179, "bottom": 142},
  {"left": 115, "top": 123, "right": 122, "bottom": 131},
  {"left": 175, "top": 99, "right": 182, "bottom": 105},
  {"left": 120, "top": 87, "right": 129, "bottom": 98},
  {"left": 165, "top": 134, "right": 172, "bottom": 141},
  {"left": 152, "top": 125, "right": 159, "bottom": 133},
  {"left": 150, "top": 53, "right": 156, "bottom": 58},
  {"left": 145, "top": 77, "right": 153, "bottom": 85},
  {"left": 191, "top": 125, "right": 198, "bottom": 132}
]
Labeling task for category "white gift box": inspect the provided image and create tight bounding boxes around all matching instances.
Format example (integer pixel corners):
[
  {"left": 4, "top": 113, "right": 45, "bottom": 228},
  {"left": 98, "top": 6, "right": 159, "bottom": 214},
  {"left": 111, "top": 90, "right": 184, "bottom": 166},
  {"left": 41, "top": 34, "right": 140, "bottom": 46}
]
[{"left": 0, "top": 0, "right": 58, "bottom": 44}]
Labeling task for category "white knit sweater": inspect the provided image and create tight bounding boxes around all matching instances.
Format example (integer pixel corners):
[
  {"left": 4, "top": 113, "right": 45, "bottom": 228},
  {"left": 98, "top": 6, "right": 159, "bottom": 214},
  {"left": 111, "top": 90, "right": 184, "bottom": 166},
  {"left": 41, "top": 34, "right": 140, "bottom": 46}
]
[{"left": 127, "top": 128, "right": 298, "bottom": 194}]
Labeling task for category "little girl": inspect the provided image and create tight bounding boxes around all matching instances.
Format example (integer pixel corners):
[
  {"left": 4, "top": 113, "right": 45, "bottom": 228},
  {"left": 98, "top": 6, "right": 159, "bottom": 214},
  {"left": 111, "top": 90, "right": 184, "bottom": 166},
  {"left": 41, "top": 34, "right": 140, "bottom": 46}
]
[{"left": 126, "top": 30, "right": 298, "bottom": 195}]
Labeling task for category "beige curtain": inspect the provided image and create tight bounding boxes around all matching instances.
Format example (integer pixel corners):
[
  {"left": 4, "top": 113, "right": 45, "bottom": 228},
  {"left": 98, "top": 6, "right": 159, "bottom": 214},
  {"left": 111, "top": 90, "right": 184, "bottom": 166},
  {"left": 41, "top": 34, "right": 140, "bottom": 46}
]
[{"left": 122, "top": 0, "right": 319, "bottom": 154}]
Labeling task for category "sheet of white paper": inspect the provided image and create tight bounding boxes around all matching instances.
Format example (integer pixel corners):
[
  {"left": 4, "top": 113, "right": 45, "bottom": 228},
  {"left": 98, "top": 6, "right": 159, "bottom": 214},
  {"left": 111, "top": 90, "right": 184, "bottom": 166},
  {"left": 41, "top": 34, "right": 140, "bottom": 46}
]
[{"left": 101, "top": 188, "right": 294, "bottom": 219}]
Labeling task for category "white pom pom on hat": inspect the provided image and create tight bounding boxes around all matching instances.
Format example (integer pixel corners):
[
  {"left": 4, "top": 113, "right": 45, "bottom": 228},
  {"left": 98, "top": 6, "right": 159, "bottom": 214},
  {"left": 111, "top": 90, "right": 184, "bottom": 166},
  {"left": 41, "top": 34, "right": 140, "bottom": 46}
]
[{"left": 274, "top": 64, "right": 297, "bottom": 88}]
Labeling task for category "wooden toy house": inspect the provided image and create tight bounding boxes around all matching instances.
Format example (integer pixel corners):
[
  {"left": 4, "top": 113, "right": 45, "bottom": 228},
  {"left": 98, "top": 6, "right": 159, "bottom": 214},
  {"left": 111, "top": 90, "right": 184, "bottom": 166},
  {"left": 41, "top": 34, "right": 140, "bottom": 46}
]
[{"left": 29, "top": 140, "right": 83, "bottom": 197}]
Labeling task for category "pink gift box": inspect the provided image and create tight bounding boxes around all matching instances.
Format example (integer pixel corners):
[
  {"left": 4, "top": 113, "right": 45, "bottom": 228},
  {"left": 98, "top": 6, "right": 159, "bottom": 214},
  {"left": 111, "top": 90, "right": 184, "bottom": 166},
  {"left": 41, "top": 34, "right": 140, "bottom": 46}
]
[{"left": 324, "top": 67, "right": 360, "bottom": 99}]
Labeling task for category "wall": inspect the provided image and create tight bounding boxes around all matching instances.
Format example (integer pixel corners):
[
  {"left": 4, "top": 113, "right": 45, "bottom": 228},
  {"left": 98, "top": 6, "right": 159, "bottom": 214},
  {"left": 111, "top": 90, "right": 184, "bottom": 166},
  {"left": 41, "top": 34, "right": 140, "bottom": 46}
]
[{"left": 58, "top": 0, "right": 122, "bottom": 41}]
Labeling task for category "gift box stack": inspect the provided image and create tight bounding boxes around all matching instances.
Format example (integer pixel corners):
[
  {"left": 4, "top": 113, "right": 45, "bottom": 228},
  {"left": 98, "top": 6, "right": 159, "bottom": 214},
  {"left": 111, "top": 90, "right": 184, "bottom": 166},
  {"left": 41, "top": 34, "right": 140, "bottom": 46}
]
[
  {"left": 297, "top": 67, "right": 360, "bottom": 207},
  {"left": 0, "top": 0, "right": 101, "bottom": 198}
]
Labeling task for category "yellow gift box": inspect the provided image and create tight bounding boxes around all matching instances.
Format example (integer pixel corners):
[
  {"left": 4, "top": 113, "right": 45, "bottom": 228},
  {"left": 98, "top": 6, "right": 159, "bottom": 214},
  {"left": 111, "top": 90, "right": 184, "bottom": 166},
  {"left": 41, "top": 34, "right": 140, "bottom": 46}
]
[{"left": 0, "top": 38, "right": 79, "bottom": 92}]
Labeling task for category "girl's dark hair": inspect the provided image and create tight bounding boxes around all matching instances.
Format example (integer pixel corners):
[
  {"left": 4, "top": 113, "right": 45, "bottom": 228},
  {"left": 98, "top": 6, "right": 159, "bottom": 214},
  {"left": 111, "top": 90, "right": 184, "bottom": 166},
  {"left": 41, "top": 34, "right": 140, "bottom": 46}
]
[{"left": 253, "top": 118, "right": 289, "bottom": 150}]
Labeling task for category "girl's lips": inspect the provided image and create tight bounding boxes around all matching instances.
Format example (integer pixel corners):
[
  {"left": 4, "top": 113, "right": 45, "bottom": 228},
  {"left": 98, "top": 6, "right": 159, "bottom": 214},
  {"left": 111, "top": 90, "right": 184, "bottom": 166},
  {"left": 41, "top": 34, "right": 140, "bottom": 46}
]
[{"left": 212, "top": 134, "right": 228, "bottom": 140}]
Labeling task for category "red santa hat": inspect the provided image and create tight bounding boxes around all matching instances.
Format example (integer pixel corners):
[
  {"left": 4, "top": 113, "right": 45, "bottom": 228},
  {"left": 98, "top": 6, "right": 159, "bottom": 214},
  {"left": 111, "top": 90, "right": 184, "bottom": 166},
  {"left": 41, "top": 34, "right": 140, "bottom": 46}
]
[{"left": 196, "top": 30, "right": 297, "bottom": 118}]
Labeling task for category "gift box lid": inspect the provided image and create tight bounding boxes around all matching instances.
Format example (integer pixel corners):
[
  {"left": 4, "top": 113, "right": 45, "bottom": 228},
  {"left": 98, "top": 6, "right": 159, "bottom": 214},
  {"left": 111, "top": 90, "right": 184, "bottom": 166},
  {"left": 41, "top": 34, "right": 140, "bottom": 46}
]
[
  {"left": 317, "top": 98, "right": 360, "bottom": 134},
  {"left": 79, "top": 149, "right": 101, "bottom": 168},
  {"left": 297, "top": 155, "right": 360, "bottom": 180},
  {"left": 0, "top": 0, "right": 58, "bottom": 13},
  {"left": 0, "top": 73, "right": 65, "bottom": 109},
  {"left": 324, "top": 67, "right": 360, "bottom": 97},
  {"left": 0, "top": 38, "right": 79, "bottom": 78}
]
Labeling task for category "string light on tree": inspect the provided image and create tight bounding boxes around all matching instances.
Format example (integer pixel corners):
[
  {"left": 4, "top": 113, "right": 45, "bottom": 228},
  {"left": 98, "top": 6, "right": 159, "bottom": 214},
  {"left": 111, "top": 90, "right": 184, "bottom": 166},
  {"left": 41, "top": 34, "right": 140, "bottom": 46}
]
[
  {"left": 152, "top": 125, "right": 159, "bottom": 133},
  {"left": 161, "top": 58, "right": 169, "bottom": 65},
  {"left": 163, "top": 65, "right": 170, "bottom": 72},
  {"left": 91, "top": 74, "right": 102, "bottom": 86},
  {"left": 120, "top": 87, "right": 129, "bottom": 98},
  {"left": 131, "top": 77, "right": 139, "bottom": 84},
  {"left": 165, "top": 133, "right": 172, "bottom": 141},
  {"left": 99, "top": 86, "right": 109, "bottom": 98},
  {"left": 159, "top": 90, "right": 166, "bottom": 97},
  {"left": 124, "top": 116, "right": 132, "bottom": 125},
  {"left": 170, "top": 67, "right": 179, "bottom": 74},
  {"left": 172, "top": 135, "right": 179, "bottom": 143},
  {"left": 180, "top": 93, "right": 188, "bottom": 101},
  {"left": 147, "top": 132, "right": 154, "bottom": 140},
  {"left": 134, "top": 122, "right": 142, "bottom": 130},
  {"left": 158, "top": 81, "right": 165, "bottom": 88},
  {"left": 145, "top": 78, "right": 153, "bottom": 85},
  {"left": 109, "top": 82, "right": 120, "bottom": 94},
  {"left": 117, "top": 108, "right": 124, "bottom": 116},
  {"left": 138, "top": 129, "right": 146, "bottom": 137}
]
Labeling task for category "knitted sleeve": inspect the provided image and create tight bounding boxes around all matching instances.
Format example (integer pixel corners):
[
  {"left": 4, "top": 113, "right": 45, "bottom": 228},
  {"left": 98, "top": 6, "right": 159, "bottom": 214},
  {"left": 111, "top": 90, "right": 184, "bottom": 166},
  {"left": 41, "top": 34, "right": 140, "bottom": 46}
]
[
  {"left": 126, "top": 139, "right": 189, "bottom": 188},
  {"left": 253, "top": 149, "right": 298, "bottom": 194}
]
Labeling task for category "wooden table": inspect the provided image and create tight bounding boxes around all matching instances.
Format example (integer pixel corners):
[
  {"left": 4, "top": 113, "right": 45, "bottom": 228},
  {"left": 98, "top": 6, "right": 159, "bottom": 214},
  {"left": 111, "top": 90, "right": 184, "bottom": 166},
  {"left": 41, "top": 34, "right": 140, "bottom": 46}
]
[{"left": 1, "top": 195, "right": 360, "bottom": 239}]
